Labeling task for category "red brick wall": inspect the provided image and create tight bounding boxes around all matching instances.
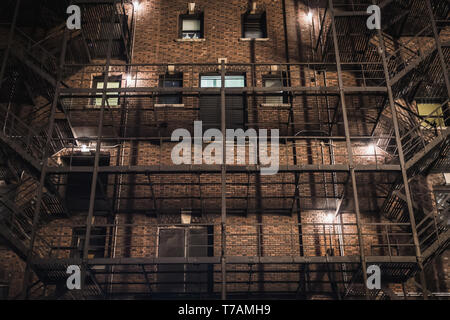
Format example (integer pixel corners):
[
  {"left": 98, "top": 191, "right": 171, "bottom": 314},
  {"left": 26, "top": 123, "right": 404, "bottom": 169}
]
[{"left": 0, "top": 0, "right": 448, "bottom": 299}]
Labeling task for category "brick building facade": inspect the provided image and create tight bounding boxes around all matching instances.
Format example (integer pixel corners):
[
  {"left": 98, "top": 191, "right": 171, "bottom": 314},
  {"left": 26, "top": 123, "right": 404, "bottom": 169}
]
[{"left": 0, "top": 0, "right": 448, "bottom": 299}]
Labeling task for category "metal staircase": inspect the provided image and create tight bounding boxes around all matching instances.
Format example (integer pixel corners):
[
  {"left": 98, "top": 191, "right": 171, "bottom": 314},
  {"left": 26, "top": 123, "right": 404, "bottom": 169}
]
[{"left": 380, "top": 102, "right": 449, "bottom": 265}]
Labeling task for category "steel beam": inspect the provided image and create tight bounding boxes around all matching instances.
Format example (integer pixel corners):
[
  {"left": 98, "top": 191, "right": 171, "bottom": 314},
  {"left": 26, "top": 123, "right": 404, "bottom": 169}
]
[
  {"left": 45, "top": 164, "right": 402, "bottom": 174},
  {"left": 20, "top": 17, "right": 70, "bottom": 300},
  {"left": 220, "top": 59, "right": 227, "bottom": 300},
  {"left": 375, "top": 2, "right": 429, "bottom": 300},
  {"left": 328, "top": 0, "right": 369, "bottom": 299},
  {"left": 82, "top": 4, "right": 116, "bottom": 293},
  {"left": 59, "top": 86, "right": 388, "bottom": 94},
  {"left": 30, "top": 255, "right": 418, "bottom": 266}
]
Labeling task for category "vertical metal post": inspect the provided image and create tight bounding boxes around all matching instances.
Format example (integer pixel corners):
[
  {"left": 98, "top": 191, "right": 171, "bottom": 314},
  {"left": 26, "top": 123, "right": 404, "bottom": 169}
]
[
  {"left": 20, "top": 14, "right": 70, "bottom": 300},
  {"left": 374, "top": 2, "right": 428, "bottom": 300},
  {"left": 0, "top": 0, "right": 21, "bottom": 88},
  {"left": 426, "top": 0, "right": 450, "bottom": 97},
  {"left": 82, "top": 2, "right": 117, "bottom": 292},
  {"left": 220, "top": 60, "right": 227, "bottom": 300},
  {"left": 328, "top": 0, "right": 369, "bottom": 299}
]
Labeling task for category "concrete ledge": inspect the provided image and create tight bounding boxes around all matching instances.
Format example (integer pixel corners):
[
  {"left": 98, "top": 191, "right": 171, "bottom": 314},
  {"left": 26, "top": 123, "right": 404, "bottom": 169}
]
[
  {"left": 175, "top": 38, "right": 206, "bottom": 42},
  {"left": 239, "top": 38, "right": 270, "bottom": 42},
  {"left": 260, "top": 103, "right": 291, "bottom": 108},
  {"left": 154, "top": 104, "right": 184, "bottom": 108}
]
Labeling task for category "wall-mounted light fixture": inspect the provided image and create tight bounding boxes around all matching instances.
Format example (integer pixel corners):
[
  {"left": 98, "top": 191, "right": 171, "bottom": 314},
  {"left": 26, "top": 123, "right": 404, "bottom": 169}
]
[
  {"left": 366, "top": 143, "right": 376, "bottom": 155},
  {"left": 168, "top": 65, "right": 176, "bottom": 75},
  {"left": 325, "top": 212, "right": 335, "bottom": 223},
  {"left": 188, "top": 3, "right": 196, "bottom": 14},
  {"left": 133, "top": 1, "right": 141, "bottom": 11},
  {"left": 444, "top": 173, "right": 450, "bottom": 185},
  {"left": 218, "top": 58, "right": 227, "bottom": 70},
  {"left": 270, "top": 65, "right": 279, "bottom": 74},
  {"left": 250, "top": 1, "right": 257, "bottom": 14},
  {"left": 181, "top": 209, "right": 192, "bottom": 224}
]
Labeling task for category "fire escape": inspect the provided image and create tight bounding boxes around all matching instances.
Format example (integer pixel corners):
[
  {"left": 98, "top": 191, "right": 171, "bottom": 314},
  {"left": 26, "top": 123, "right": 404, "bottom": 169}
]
[
  {"left": 0, "top": 0, "right": 132, "bottom": 298},
  {"left": 0, "top": 0, "right": 448, "bottom": 300}
]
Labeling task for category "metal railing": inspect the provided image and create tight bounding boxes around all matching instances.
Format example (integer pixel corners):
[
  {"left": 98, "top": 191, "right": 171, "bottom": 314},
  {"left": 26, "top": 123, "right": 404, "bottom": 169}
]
[
  {"left": 400, "top": 100, "right": 449, "bottom": 162},
  {"left": 60, "top": 62, "right": 387, "bottom": 91},
  {"left": 34, "top": 221, "right": 416, "bottom": 260},
  {"left": 0, "top": 103, "right": 47, "bottom": 163}
]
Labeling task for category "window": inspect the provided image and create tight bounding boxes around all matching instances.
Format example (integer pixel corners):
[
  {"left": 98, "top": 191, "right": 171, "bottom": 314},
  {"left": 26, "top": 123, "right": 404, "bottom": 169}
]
[
  {"left": 444, "top": 173, "right": 450, "bottom": 185},
  {"left": 263, "top": 74, "right": 288, "bottom": 105},
  {"left": 157, "top": 226, "right": 213, "bottom": 293},
  {"left": 200, "top": 75, "right": 246, "bottom": 129},
  {"left": 62, "top": 154, "right": 110, "bottom": 212},
  {"left": 417, "top": 103, "right": 445, "bottom": 127},
  {"left": 93, "top": 76, "right": 121, "bottom": 107},
  {"left": 180, "top": 14, "right": 204, "bottom": 39},
  {"left": 159, "top": 73, "right": 183, "bottom": 105},
  {"left": 242, "top": 13, "right": 267, "bottom": 39},
  {"left": 71, "top": 227, "right": 107, "bottom": 259},
  {"left": 200, "top": 75, "right": 245, "bottom": 88}
]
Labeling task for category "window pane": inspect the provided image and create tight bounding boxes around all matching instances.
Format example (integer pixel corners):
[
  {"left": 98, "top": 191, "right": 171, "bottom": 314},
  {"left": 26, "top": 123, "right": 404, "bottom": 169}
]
[
  {"left": 182, "top": 19, "right": 200, "bottom": 31},
  {"left": 265, "top": 79, "right": 282, "bottom": 87},
  {"left": 158, "top": 229, "right": 185, "bottom": 293},
  {"left": 201, "top": 75, "right": 245, "bottom": 88},
  {"left": 200, "top": 76, "right": 245, "bottom": 129},
  {"left": 418, "top": 103, "right": 444, "bottom": 127},
  {"left": 265, "top": 79, "right": 283, "bottom": 104},
  {"left": 160, "top": 79, "right": 183, "bottom": 104},
  {"left": 244, "top": 30, "right": 263, "bottom": 38},
  {"left": 158, "top": 229, "right": 185, "bottom": 257},
  {"left": 243, "top": 14, "right": 266, "bottom": 38},
  {"left": 186, "top": 227, "right": 210, "bottom": 293},
  {"left": 96, "top": 81, "right": 120, "bottom": 106},
  {"left": 72, "top": 227, "right": 106, "bottom": 259}
]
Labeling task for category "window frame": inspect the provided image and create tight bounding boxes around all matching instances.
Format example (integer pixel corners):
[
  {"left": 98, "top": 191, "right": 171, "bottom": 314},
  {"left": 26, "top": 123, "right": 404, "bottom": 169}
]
[
  {"left": 71, "top": 226, "right": 107, "bottom": 260},
  {"left": 156, "top": 225, "right": 214, "bottom": 293},
  {"left": 242, "top": 12, "right": 268, "bottom": 39},
  {"left": 92, "top": 75, "right": 122, "bottom": 108},
  {"left": 158, "top": 72, "right": 183, "bottom": 105},
  {"left": 417, "top": 102, "right": 446, "bottom": 128},
  {"left": 62, "top": 153, "right": 111, "bottom": 213},
  {"left": 262, "top": 73, "right": 289, "bottom": 105},
  {"left": 199, "top": 73, "right": 247, "bottom": 129},
  {"left": 179, "top": 13, "right": 204, "bottom": 40}
]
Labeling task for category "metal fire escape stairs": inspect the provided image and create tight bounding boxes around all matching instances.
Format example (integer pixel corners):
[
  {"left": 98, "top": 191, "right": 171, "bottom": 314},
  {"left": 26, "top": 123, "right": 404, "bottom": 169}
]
[
  {"left": 324, "top": 0, "right": 450, "bottom": 299},
  {"left": 0, "top": 1, "right": 132, "bottom": 299}
]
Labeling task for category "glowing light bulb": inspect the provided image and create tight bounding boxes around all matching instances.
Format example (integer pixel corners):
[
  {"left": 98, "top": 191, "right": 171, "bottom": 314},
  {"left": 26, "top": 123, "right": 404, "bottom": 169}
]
[
  {"left": 367, "top": 143, "right": 376, "bottom": 155},
  {"left": 133, "top": 1, "right": 141, "bottom": 11},
  {"left": 81, "top": 145, "right": 89, "bottom": 152},
  {"left": 307, "top": 11, "right": 313, "bottom": 20},
  {"left": 325, "top": 213, "right": 334, "bottom": 223}
]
